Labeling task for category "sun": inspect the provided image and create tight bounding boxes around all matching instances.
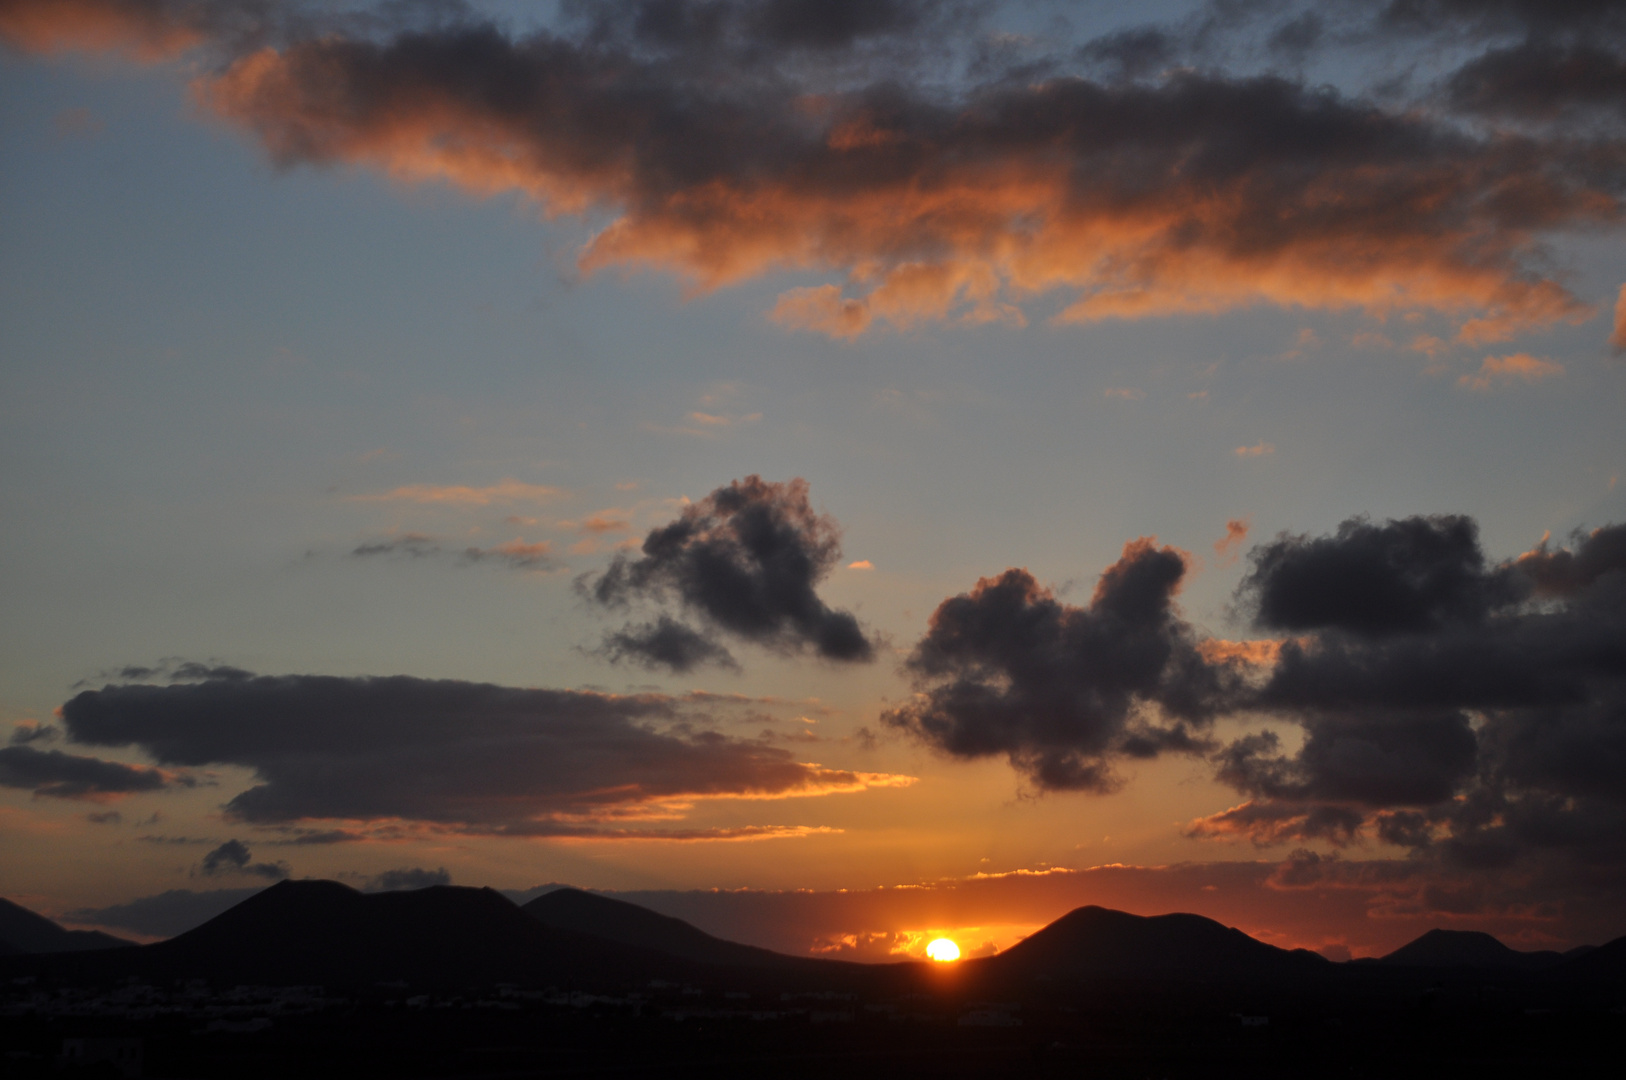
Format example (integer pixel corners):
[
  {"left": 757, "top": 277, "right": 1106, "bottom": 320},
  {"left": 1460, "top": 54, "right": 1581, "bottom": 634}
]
[{"left": 925, "top": 938, "right": 961, "bottom": 962}]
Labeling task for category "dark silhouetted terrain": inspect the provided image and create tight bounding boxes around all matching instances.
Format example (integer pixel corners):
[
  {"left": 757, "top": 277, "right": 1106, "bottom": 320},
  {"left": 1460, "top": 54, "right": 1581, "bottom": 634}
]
[
  {"left": 2, "top": 886, "right": 1622, "bottom": 1077},
  {"left": 982, "top": 905, "right": 1330, "bottom": 985},
  {"left": 1377, "top": 928, "right": 1566, "bottom": 970},
  {"left": 0, "top": 898, "right": 131, "bottom": 954},
  {"left": 523, "top": 886, "right": 852, "bottom": 972}
]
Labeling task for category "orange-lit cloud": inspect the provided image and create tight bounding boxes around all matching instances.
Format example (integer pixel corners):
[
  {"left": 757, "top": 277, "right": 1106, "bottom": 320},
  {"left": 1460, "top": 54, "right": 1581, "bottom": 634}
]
[
  {"left": 1611, "top": 284, "right": 1626, "bottom": 352},
  {"left": 1213, "top": 518, "right": 1250, "bottom": 565},
  {"left": 1456, "top": 352, "right": 1564, "bottom": 391},
  {"left": 1235, "top": 441, "right": 1275, "bottom": 458},
  {"left": 5, "top": 0, "right": 1621, "bottom": 347},
  {"left": 1195, "top": 638, "right": 1282, "bottom": 666},
  {"left": 350, "top": 479, "right": 567, "bottom": 506},
  {"left": 6, "top": 10, "right": 1612, "bottom": 340},
  {"left": 151, "top": 26, "right": 1613, "bottom": 341},
  {"left": 0, "top": 0, "right": 202, "bottom": 60}
]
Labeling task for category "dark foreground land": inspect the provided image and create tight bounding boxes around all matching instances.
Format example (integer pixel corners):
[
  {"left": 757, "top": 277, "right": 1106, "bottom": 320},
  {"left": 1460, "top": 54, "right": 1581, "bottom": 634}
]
[{"left": 3, "top": 882, "right": 1621, "bottom": 1077}]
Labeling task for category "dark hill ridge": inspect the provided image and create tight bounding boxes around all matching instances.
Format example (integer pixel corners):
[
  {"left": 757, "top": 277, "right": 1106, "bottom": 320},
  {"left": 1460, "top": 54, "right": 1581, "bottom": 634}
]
[
  {"left": 523, "top": 887, "right": 854, "bottom": 972},
  {"left": 3, "top": 880, "right": 704, "bottom": 990},
  {"left": 1378, "top": 929, "right": 1566, "bottom": 971},
  {"left": 982, "top": 905, "right": 1330, "bottom": 984},
  {"left": 1543, "top": 935, "right": 1626, "bottom": 985},
  {"left": 0, "top": 897, "right": 132, "bottom": 954}
]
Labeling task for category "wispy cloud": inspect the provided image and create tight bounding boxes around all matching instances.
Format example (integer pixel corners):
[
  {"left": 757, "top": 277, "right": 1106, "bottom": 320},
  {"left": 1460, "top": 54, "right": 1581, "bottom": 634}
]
[
  {"left": 349, "top": 479, "right": 567, "bottom": 506},
  {"left": 1456, "top": 353, "right": 1564, "bottom": 392}
]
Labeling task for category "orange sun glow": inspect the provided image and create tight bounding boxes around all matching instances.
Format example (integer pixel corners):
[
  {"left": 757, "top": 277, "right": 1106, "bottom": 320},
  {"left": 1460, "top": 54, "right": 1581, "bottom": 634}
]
[{"left": 925, "top": 938, "right": 961, "bottom": 962}]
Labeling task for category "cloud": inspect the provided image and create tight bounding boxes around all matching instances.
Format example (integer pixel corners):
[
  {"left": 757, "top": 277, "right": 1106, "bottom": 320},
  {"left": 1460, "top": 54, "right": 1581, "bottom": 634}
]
[
  {"left": 1456, "top": 353, "right": 1564, "bottom": 391},
  {"left": 1446, "top": 40, "right": 1626, "bottom": 123},
  {"left": 351, "top": 534, "right": 555, "bottom": 570},
  {"left": 460, "top": 539, "right": 555, "bottom": 570},
  {"left": 363, "top": 866, "right": 450, "bottom": 892},
  {"left": 884, "top": 508, "right": 1625, "bottom": 902},
  {"left": 1239, "top": 514, "right": 1523, "bottom": 637},
  {"left": 1213, "top": 518, "right": 1250, "bottom": 565},
  {"left": 10, "top": 721, "right": 59, "bottom": 745},
  {"left": 0, "top": 744, "right": 181, "bottom": 800},
  {"left": 1104, "top": 387, "right": 1145, "bottom": 400},
  {"left": 847, "top": 559, "right": 873, "bottom": 570},
  {"left": 351, "top": 533, "right": 441, "bottom": 559},
  {"left": 0, "top": 0, "right": 207, "bottom": 60},
  {"left": 883, "top": 539, "right": 1240, "bottom": 791},
  {"left": 1613, "top": 284, "right": 1626, "bottom": 352},
  {"left": 13, "top": 4, "right": 1619, "bottom": 341},
  {"left": 583, "top": 476, "right": 875, "bottom": 668},
  {"left": 349, "top": 479, "right": 567, "bottom": 506},
  {"left": 57, "top": 672, "right": 910, "bottom": 836},
  {"left": 1199, "top": 514, "right": 1626, "bottom": 880},
  {"left": 597, "top": 615, "right": 741, "bottom": 673},
  {"left": 199, "top": 838, "right": 290, "bottom": 881},
  {"left": 1515, "top": 523, "right": 1626, "bottom": 597},
  {"left": 1235, "top": 441, "right": 1276, "bottom": 458}
]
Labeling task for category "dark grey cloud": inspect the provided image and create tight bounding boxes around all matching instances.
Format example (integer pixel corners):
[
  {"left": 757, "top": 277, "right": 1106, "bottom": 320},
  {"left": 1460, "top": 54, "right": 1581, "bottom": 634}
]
[
  {"left": 1515, "top": 523, "right": 1626, "bottom": 597},
  {"left": 73, "top": 660, "right": 254, "bottom": 689},
  {"left": 350, "top": 534, "right": 556, "bottom": 570},
  {"left": 585, "top": 476, "right": 874, "bottom": 670},
  {"left": 9, "top": 722, "right": 58, "bottom": 745},
  {"left": 884, "top": 510, "right": 1624, "bottom": 894},
  {"left": 200, "top": 838, "right": 290, "bottom": 881},
  {"left": 597, "top": 615, "right": 741, "bottom": 673},
  {"left": 0, "top": 744, "right": 178, "bottom": 800},
  {"left": 1191, "top": 515, "right": 1626, "bottom": 882},
  {"left": 1239, "top": 514, "right": 1524, "bottom": 637},
  {"left": 351, "top": 533, "right": 441, "bottom": 559},
  {"left": 57, "top": 672, "right": 902, "bottom": 834},
  {"left": 561, "top": 0, "right": 981, "bottom": 73},
  {"left": 882, "top": 539, "right": 1240, "bottom": 791},
  {"left": 1447, "top": 41, "right": 1626, "bottom": 122},
  {"left": 364, "top": 866, "right": 451, "bottom": 892}
]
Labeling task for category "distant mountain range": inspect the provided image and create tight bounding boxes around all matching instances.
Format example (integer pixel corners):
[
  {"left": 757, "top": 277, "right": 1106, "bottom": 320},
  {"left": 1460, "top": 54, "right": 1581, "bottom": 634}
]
[
  {"left": 0, "top": 898, "right": 132, "bottom": 955},
  {"left": 3, "top": 882, "right": 1621, "bottom": 994},
  {"left": 1372, "top": 928, "right": 1588, "bottom": 971},
  {"left": 522, "top": 887, "right": 855, "bottom": 973},
  {"left": 984, "top": 905, "right": 1330, "bottom": 984}
]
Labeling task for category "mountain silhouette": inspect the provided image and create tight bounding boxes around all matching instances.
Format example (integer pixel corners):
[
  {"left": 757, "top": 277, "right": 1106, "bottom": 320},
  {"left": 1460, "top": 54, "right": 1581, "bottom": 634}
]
[
  {"left": 5, "top": 880, "right": 701, "bottom": 989},
  {"left": 522, "top": 887, "right": 842, "bottom": 972},
  {"left": 0, "top": 897, "right": 132, "bottom": 954},
  {"left": 1377, "top": 928, "right": 1566, "bottom": 970},
  {"left": 982, "top": 905, "right": 1329, "bottom": 984},
  {"left": 1545, "top": 935, "right": 1626, "bottom": 985}
]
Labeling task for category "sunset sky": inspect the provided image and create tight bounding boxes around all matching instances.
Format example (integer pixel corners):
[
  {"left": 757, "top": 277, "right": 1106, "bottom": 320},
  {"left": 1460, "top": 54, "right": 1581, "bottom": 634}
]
[{"left": 2, "top": 0, "right": 1624, "bottom": 964}]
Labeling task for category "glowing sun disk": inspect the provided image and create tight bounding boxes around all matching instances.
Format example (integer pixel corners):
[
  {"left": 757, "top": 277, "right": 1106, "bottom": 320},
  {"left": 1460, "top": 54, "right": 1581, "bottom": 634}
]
[{"left": 926, "top": 938, "right": 961, "bottom": 962}]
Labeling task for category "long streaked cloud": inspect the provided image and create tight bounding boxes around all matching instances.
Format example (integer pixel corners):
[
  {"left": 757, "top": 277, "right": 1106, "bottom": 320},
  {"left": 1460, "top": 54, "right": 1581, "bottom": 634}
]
[
  {"left": 56, "top": 671, "right": 911, "bottom": 836},
  {"left": 0, "top": 743, "right": 185, "bottom": 801},
  {"left": 1456, "top": 352, "right": 1564, "bottom": 391},
  {"left": 347, "top": 479, "right": 568, "bottom": 506},
  {"left": 4, "top": 1, "right": 1624, "bottom": 341}
]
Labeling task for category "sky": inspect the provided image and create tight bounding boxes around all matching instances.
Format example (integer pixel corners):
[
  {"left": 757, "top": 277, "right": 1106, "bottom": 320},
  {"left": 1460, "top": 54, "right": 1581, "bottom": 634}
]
[{"left": 1, "top": 0, "right": 1624, "bottom": 964}]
